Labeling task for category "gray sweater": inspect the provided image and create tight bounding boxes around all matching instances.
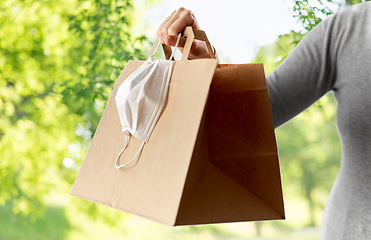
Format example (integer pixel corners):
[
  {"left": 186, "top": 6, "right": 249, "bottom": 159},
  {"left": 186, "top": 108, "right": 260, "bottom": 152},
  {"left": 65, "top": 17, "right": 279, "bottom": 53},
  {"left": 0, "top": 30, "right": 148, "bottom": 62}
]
[{"left": 267, "top": 2, "right": 371, "bottom": 239}]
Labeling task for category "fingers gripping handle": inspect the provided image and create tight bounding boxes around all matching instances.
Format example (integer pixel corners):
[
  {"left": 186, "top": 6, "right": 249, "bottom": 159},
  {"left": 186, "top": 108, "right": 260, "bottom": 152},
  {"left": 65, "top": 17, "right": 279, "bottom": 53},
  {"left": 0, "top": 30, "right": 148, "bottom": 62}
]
[
  {"left": 181, "top": 26, "right": 215, "bottom": 60},
  {"left": 151, "top": 27, "right": 215, "bottom": 61}
]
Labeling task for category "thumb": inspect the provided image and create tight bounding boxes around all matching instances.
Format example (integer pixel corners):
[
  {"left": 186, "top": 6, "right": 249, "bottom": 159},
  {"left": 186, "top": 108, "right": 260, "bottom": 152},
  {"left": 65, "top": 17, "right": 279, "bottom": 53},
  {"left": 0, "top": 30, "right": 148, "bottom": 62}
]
[
  {"left": 165, "top": 35, "right": 187, "bottom": 50},
  {"left": 165, "top": 34, "right": 210, "bottom": 59}
]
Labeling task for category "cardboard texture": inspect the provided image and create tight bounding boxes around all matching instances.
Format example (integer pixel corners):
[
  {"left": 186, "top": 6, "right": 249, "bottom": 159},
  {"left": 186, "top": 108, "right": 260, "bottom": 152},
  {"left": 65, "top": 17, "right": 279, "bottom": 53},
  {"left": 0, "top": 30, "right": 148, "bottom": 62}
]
[{"left": 70, "top": 27, "right": 285, "bottom": 226}]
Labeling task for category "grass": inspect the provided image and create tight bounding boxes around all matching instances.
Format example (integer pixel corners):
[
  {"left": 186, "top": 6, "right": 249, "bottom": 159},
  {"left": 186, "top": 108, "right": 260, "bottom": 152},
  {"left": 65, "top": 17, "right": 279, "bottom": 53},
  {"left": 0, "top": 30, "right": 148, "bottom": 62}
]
[
  {"left": 0, "top": 203, "right": 70, "bottom": 240},
  {"left": 0, "top": 199, "right": 321, "bottom": 240}
]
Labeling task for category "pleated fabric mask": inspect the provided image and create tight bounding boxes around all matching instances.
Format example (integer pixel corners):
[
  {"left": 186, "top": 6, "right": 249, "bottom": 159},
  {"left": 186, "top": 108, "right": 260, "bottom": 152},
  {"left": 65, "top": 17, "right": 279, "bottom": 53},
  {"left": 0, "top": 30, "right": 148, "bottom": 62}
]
[{"left": 114, "top": 34, "right": 181, "bottom": 169}]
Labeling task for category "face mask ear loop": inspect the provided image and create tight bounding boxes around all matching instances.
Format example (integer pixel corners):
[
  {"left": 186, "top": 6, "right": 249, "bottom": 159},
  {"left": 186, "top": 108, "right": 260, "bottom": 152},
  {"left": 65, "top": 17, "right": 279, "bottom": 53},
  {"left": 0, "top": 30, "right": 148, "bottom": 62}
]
[
  {"left": 169, "top": 33, "right": 181, "bottom": 61},
  {"left": 115, "top": 132, "right": 131, "bottom": 168},
  {"left": 150, "top": 40, "right": 162, "bottom": 60},
  {"left": 115, "top": 132, "right": 146, "bottom": 169}
]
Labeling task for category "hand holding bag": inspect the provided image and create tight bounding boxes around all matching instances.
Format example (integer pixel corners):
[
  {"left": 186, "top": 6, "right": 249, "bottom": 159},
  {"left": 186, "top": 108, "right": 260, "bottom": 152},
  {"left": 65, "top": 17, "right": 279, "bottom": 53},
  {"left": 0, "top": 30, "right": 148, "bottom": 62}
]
[{"left": 70, "top": 27, "right": 285, "bottom": 226}]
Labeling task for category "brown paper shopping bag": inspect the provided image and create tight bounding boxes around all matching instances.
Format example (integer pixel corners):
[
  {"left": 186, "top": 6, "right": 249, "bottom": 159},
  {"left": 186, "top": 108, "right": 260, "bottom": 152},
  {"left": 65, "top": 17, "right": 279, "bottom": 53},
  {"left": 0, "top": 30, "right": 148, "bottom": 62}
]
[{"left": 70, "top": 27, "right": 285, "bottom": 226}]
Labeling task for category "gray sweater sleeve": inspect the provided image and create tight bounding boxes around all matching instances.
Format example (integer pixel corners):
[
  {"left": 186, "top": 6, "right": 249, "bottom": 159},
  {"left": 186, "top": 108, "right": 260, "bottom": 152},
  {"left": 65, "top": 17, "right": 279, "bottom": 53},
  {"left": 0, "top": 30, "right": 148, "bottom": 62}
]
[{"left": 266, "top": 13, "right": 340, "bottom": 128}]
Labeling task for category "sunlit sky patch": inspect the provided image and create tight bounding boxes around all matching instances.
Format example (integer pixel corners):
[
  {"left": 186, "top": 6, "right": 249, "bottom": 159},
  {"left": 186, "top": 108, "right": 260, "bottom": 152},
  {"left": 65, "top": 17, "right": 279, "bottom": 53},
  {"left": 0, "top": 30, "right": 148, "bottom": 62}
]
[
  {"left": 137, "top": 0, "right": 300, "bottom": 63},
  {"left": 135, "top": 0, "right": 345, "bottom": 63}
]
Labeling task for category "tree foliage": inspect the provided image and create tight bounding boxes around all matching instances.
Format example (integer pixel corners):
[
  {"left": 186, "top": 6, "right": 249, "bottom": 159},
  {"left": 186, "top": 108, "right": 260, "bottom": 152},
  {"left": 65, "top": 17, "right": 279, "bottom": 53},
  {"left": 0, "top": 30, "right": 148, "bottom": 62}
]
[
  {"left": 1, "top": 0, "right": 370, "bottom": 236},
  {"left": 292, "top": 0, "right": 338, "bottom": 34},
  {"left": 0, "top": 0, "right": 146, "bottom": 221}
]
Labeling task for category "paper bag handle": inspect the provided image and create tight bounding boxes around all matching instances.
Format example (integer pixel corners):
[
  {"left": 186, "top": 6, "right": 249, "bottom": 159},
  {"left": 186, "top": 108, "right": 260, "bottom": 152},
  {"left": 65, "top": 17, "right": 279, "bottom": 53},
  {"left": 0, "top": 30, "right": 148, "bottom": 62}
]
[
  {"left": 181, "top": 26, "right": 215, "bottom": 61},
  {"left": 150, "top": 39, "right": 173, "bottom": 60}
]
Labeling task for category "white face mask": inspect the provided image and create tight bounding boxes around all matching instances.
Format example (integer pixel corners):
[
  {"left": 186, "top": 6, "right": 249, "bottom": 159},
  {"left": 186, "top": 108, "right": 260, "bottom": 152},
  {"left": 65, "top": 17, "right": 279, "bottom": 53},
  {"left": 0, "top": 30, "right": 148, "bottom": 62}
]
[{"left": 114, "top": 34, "right": 181, "bottom": 169}]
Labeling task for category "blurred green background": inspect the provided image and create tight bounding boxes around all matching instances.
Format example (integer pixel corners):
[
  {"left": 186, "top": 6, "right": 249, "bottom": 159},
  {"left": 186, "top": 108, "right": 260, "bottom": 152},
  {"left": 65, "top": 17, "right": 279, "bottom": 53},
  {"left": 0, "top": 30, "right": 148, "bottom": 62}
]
[{"left": 0, "top": 0, "right": 369, "bottom": 239}]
